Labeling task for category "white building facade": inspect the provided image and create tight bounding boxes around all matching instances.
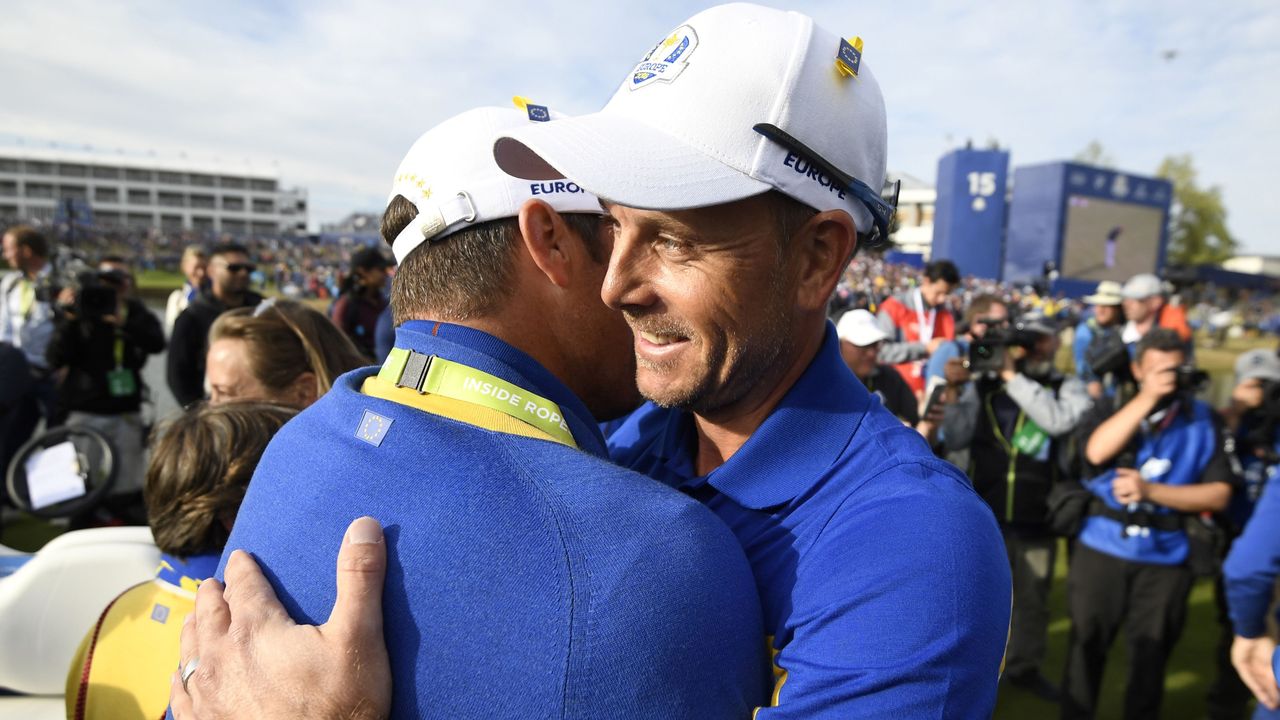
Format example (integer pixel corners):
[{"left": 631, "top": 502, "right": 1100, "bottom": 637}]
[
  {"left": 888, "top": 171, "right": 936, "bottom": 257},
  {"left": 0, "top": 147, "right": 307, "bottom": 236}
]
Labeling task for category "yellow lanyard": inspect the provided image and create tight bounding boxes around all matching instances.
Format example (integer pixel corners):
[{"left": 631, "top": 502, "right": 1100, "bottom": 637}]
[
  {"left": 16, "top": 277, "right": 35, "bottom": 318},
  {"left": 377, "top": 348, "right": 578, "bottom": 448},
  {"left": 113, "top": 305, "right": 129, "bottom": 368}
]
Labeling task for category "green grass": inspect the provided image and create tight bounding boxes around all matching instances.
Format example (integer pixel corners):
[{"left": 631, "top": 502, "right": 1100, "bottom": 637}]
[
  {"left": 0, "top": 512, "right": 66, "bottom": 552},
  {"left": 134, "top": 268, "right": 186, "bottom": 292},
  {"left": 992, "top": 542, "right": 1244, "bottom": 718}
]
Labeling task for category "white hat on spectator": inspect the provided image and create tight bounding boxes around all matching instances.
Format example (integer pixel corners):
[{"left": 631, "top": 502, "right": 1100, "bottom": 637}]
[
  {"left": 836, "top": 309, "right": 887, "bottom": 347},
  {"left": 1083, "top": 281, "right": 1123, "bottom": 306},
  {"left": 1121, "top": 273, "right": 1164, "bottom": 300}
]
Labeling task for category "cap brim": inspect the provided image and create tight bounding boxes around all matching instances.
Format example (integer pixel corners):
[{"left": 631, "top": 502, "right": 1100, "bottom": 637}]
[
  {"left": 1083, "top": 295, "right": 1122, "bottom": 305},
  {"left": 494, "top": 112, "right": 771, "bottom": 211}
]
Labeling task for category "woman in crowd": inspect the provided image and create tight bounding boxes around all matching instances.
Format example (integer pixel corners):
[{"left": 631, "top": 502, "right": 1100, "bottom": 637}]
[
  {"left": 65, "top": 401, "right": 296, "bottom": 720},
  {"left": 205, "top": 298, "right": 368, "bottom": 408}
]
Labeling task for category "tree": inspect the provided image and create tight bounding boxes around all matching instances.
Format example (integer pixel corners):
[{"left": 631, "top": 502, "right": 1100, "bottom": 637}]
[
  {"left": 1074, "top": 140, "right": 1115, "bottom": 168},
  {"left": 1156, "top": 154, "right": 1237, "bottom": 266}
]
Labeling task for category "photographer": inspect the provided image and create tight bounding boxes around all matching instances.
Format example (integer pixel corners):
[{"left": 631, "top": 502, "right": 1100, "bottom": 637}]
[
  {"left": 46, "top": 257, "right": 165, "bottom": 524},
  {"left": 1221, "top": 350, "right": 1280, "bottom": 717},
  {"left": 1061, "top": 328, "right": 1233, "bottom": 720},
  {"left": 941, "top": 313, "right": 1091, "bottom": 701}
]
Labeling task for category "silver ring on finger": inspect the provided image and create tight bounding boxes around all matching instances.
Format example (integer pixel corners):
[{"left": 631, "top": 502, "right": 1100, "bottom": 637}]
[{"left": 181, "top": 656, "right": 200, "bottom": 693}]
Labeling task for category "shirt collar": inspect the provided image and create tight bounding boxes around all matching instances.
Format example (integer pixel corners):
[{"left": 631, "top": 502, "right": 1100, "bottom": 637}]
[
  {"left": 156, "top": 552, "right": 221, "bottom": 586},
  {"left": 698, "top": 323, "right": 871, "bottom": 510},
  {"left": 392, "top": 320, "right": 607, "bottom": 458}
]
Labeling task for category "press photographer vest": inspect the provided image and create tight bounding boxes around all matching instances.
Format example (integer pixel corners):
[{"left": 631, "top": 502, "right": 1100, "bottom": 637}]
[
  {"left": 1079, "top": 399, "right": 1219, "bottom": 565},
  {"left": 969, "top": 376, "right": 1063, "bottom": 528}
]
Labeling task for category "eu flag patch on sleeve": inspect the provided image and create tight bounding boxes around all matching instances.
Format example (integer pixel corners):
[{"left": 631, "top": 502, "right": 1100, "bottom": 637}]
[
  {"left": 357, "top": 410, "right": 393, "bottom": 447},
  {"left": 526, "top": 104, "right": 550, "bottom": 122}
]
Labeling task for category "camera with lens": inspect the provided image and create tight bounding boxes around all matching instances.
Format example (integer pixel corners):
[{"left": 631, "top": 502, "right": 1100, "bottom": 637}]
[
  {"left": 1173, "top": 365, "right": 1209, "bottom": 394},
  {"left": 75, "top": 278, "right": 120, "bottom": 323},
  {"left": 1084, "top": 330, "right": 1132, "bottom": 383},
  {"left": 968, "top": 321, "right": 1043, "bottom": 377}
]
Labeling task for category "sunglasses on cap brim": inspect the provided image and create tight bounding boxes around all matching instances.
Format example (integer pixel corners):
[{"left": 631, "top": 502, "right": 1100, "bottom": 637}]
[{"left": 753, "top": 123, "right": 899, "bottom": 247}]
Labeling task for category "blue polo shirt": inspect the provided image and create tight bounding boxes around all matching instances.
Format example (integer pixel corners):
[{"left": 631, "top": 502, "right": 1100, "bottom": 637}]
[
  {"left": 217, "top": 321, "right": 767, "bottom": 719},
  {"left": 607, "top": 324, "right": 1011, "bottom": 718}
]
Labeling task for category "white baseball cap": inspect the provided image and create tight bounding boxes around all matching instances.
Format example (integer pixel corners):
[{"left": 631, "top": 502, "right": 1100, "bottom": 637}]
[
  {"left": 1121, "top": 273, "right": 1164, "bottom": 300},
  {"left": 493, "top": 3, "right": 892, "bottom": 239},
  {"left": 387, "top": 106, "right": 603, "bottom": 264},
  {"left": 836, "top": 309, "right": 888, "bottom": 347}
]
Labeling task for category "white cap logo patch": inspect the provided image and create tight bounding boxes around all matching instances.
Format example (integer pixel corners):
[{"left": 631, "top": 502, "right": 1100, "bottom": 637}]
[{"left": 630, "top": 26, "right": 698, "bottom": 90}]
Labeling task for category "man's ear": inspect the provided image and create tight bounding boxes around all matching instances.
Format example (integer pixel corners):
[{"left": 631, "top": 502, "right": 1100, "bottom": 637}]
[
  {"left": 517, "top": 199, "right": 572, "bottom": 288},
  {"left": 792, "top": 210, "right": 858, "bottom": 311}
]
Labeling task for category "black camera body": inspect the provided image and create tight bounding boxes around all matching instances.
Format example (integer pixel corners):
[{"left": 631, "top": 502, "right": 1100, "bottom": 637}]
[
  {"left": 968, "top": 322, "right": 1043, "bottom": 376},
  {"left": 1173, "top": 365, "right": 1209, "bottom": 394},
  {"left": 1084, "top": 330, "right": 1131, "bottom": 382},
  {"left": 75, "top": 281, "right": 119, "bottom": 322}
]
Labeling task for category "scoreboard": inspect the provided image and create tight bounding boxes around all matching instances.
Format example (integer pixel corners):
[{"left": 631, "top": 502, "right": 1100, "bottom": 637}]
[
  {"left": 1004, "top": 162, "right": 1172, "bottom": 292},
  {"left": 930, "top": 148, "right": 1010, "bottom": 280}
]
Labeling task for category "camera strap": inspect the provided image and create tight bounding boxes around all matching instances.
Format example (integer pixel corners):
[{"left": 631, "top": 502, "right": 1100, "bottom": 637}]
[{"left": 106, "top": 306, "right": 136, "bottom": 397}]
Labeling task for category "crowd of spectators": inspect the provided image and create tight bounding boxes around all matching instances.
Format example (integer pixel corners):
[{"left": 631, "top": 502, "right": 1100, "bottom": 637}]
[{"left": 2, "top": 212, "right": 1280, "bottom": 717}]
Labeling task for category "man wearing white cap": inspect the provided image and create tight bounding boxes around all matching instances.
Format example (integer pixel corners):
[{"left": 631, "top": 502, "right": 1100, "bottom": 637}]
[
  {"left": 173, "top": 6, "right": 1009, "bottom": 719},
  {"left": 836, "top": 308, "right": 918, "bottom": 426},
  {"left": 492, "top": 5, "right": 1009, "bottom": 717},
  {"left": 1120, "top": 273, "right": 1192, "bottom": 350},
  {"left": 171, "top": 106, "right": 767, "bottom": 720},
  {"left": 1074, "top": 280, "right": 1125, "bottom": 398}
]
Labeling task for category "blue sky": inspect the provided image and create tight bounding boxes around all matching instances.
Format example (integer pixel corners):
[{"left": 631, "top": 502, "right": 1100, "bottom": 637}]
[{"left": 2, "top": 0, "right": 1277, "bottom": 254}]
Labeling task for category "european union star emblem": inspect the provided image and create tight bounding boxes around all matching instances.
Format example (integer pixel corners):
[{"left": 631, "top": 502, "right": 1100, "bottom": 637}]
[
  {"left": 836, "top": 37, "right": 863, "bottom": 78},
  {"left": 526, "top": 104, "right": 550, "bottom": 122},
  {"left": 151, "top": 604, "right": 170, "bottom": 624},
  {"left": 356, "top": 410, "right": 393, "bottom": 447}
]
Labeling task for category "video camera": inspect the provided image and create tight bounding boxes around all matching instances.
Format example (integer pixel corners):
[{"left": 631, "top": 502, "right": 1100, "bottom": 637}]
[
  {"left": 968, "top": 321, "right": 1044, "bottom": 377},
  {"left": 36, "top": 248, "right": 125, "bottom": 323}
]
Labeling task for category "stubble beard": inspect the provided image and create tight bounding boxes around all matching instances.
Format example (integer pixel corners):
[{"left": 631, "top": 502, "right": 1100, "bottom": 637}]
[{"left": 629, "top": 274, "right": 794, "bottom": 417}]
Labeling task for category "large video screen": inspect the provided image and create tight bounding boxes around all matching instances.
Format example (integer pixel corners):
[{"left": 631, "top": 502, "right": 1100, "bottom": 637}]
[{"left": 1060, "top": 195, "right": 1163, "bottom": 282}]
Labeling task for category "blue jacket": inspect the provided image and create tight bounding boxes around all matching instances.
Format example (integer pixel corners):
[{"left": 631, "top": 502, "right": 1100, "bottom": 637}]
[
  {"left": 607, "top": 324, "right": 1011, "bottom": 718},
  {"left": 219, "top": 321, "right": 766, "bottom": 719}
]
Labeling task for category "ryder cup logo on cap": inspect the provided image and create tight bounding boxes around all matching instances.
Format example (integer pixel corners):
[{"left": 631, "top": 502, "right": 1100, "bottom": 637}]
[
  {"left": 386, "top": 106, "right": 602, "bottom": 264},
  {"left": 493, "top": 3, "right": 891, "bottom": 239},
  {"left": 630, "top": 26, "right": 699, "bottom": 89}
]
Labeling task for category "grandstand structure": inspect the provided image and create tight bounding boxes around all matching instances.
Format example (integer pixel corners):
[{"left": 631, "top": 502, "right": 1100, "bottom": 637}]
[
  {"left": 0, "top": 146, "right": 307, "bottom": 235},
  {"left": 888, "top": 171, "right": 936, "bottom": 257}
]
